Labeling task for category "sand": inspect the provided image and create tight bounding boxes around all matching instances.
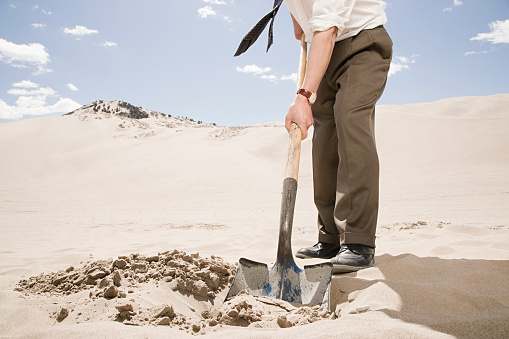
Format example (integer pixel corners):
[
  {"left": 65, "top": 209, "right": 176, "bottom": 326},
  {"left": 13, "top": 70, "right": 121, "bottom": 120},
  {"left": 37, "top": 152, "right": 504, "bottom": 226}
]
[{"left": 1, "top": 94, "right": 508, "bottom": 338}]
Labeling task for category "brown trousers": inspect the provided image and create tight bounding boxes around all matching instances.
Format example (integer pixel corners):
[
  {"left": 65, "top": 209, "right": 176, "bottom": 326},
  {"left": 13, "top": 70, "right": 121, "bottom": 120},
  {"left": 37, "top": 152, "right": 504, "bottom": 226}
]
[{"left": 312, "top": 26, "right": 392, "bottom": 248}]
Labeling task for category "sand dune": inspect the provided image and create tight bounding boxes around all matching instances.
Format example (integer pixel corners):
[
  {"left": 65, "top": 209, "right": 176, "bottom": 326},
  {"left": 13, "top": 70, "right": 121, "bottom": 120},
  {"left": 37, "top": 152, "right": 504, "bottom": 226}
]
[{"left": 1, "top": 94, "right": 508, "bottom": 338}]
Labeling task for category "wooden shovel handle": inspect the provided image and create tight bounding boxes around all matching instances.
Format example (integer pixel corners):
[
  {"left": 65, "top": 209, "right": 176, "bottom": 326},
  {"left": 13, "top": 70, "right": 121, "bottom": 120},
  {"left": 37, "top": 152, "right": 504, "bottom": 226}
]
[
  {"left": 286, "top": 34, "right": 307, "bottom": 180},
  {"left": 296, "top": 34, "right": 308, "bottom": 92}
]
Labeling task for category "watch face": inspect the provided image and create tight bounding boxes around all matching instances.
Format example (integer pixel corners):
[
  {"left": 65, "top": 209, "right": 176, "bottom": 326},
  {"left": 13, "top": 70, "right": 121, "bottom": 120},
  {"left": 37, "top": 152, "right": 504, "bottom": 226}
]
[{"left": 309, "top": 92, "right": 317, "bottom": 104}]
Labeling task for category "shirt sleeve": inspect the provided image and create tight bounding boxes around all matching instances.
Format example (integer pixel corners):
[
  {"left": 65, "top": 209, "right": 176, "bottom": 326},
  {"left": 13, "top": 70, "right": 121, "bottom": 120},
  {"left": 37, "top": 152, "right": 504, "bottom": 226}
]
[{"left": 309, "top": 0, "right": 357, "bottom": 34}]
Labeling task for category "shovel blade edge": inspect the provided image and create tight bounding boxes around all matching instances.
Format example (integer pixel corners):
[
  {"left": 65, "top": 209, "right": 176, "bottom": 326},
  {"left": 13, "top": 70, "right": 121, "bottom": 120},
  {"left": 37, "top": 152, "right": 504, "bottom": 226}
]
[
  {"left": 225, "top": 258, "right": 270, "bottom": 301},
  {"left": 300, "top": 262, "right": 333, "bottom": 308}
]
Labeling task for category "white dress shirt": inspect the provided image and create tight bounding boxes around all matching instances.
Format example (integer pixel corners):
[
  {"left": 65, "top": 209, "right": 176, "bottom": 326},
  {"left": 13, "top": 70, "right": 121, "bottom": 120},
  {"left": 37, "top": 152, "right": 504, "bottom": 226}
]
[{"left": 283, "top": 0, "right": 387, "bottom": 43}]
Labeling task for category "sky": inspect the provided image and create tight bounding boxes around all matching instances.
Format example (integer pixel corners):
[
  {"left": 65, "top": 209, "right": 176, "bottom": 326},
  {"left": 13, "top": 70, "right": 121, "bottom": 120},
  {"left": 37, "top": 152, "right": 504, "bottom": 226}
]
[{"left": 0, "top": 0, "right": 508, "bottom": 126}]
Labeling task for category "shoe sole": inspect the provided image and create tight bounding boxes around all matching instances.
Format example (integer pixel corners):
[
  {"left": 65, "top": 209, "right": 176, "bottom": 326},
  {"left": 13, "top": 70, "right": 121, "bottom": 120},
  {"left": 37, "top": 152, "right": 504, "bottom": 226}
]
[
  {"left": 332, "top": 264, "right": 373, "bottom": 274},
  {"left": 295, "top": 253, "right": 336, "bottom": 260}
]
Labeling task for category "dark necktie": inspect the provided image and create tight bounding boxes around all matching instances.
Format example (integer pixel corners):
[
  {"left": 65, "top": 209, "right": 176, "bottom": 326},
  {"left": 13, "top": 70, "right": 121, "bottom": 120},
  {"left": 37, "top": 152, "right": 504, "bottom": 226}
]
[{"left": 234, "top": 0, "right": 284, "bottom": 57}]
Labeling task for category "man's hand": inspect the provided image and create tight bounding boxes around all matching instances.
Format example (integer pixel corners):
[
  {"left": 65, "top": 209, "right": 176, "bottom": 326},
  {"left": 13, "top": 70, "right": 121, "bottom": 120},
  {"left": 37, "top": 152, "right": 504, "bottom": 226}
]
[
  {"left": 284, "top": 26, "right": 338, "bottom": 140},
  {"left": 285, "top": 94, "right": 313, "bottom": 139}
]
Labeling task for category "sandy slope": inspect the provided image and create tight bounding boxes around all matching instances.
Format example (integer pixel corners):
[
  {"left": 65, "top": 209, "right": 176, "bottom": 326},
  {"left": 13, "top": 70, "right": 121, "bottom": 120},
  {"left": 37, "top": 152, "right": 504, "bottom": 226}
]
[{"left": 1, "top": 94, "right": 508, "bottom": 338}]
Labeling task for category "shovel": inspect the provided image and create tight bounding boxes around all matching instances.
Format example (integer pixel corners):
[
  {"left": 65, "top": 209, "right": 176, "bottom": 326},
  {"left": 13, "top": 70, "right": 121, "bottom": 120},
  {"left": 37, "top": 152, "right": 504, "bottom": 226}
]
[{"left": 226, "top": 35, "right": 333, "bottom": 309}]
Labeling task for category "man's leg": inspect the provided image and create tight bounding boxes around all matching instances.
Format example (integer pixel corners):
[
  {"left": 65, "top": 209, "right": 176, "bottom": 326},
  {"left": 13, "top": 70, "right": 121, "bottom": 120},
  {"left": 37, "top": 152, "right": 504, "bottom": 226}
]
[
  {"left": 295, "top": 76, "right": 342, "bottom": 259},
  {"left": 332, "top": 27, "right": 392, "bottom": 249},
  {"left": 312, "top": 76, "right": 342, "bottom": 246},
  {"left": 329, "top": 27, "right": 392, "bottom": 271}
]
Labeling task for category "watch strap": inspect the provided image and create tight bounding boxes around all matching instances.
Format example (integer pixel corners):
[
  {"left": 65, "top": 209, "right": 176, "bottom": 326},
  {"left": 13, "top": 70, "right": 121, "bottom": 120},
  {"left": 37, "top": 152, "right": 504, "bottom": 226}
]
[
  {"left": 297, "top": 88, "right": 312, "bottom": 99},
  {"left": 297, "top": 88, "right": 316, "bottom": 104}
]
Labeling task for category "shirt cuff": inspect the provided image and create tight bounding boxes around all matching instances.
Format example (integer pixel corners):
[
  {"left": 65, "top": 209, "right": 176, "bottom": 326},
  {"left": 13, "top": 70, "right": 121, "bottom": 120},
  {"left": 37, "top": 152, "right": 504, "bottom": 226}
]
[{"left": 309, "top": 14, "right": 344, "bottom": 33}]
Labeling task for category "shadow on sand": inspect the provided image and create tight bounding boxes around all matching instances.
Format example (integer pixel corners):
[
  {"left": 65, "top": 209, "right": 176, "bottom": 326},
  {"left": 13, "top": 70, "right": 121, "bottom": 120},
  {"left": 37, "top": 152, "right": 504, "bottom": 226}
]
[{"left": 330, "top": 254, "right": 509, "bottom": 338}]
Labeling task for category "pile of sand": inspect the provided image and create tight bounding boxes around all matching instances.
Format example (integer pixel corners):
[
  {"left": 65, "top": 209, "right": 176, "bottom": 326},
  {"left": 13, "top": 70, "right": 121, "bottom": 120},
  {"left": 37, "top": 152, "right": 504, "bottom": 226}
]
[
  {"left": 16, "top": 250, "right": 235, "bottom": 299},
  {"left": 14, "top": 250, "right": 332, "bottom": 334}
]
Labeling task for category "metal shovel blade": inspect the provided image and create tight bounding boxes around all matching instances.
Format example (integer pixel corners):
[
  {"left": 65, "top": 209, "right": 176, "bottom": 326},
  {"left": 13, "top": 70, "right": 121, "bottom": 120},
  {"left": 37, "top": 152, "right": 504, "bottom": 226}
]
[
  {"left": 226, "top": 257, "right": 332, "bottom": 308},
  {"left": 225, "top": 177, "right": 333, "bottom": 309}
]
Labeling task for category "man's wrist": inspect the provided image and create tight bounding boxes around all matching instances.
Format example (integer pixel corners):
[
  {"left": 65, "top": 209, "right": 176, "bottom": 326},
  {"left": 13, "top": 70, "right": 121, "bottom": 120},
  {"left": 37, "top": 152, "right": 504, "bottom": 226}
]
[
  {"left": 297, "top": 88, "right": 317, "bottom": 104},
  {"left": 295, "top": 93, "right": 311, "bottom": 105}
]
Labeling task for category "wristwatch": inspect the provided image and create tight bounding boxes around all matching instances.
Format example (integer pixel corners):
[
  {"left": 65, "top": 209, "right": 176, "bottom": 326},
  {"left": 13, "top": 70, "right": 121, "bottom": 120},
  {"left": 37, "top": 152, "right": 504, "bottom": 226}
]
[{"left": 297, "top": 88, "right": 317, "bottom": 105}]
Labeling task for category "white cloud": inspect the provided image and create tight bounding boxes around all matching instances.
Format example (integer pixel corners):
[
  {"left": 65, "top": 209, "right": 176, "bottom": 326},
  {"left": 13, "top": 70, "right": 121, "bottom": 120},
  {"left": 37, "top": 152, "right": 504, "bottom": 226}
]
[
  {"left": 198, "top": 2, "right": 234, "bottom": 23},
  {"left": 471, "top": 19, "right": 509, "bottom": 44},
  {"left": 7, "top": 86, "right": 56, "bottom": 96},
  {"left": 0, "top": 97, "right": 81, "bottom": 120},
  {"left": 10, "top": 4, "right": 16, "bottom": 8},
  {"left": 378, "top": 1, "right": 389, "bottom": 10},
  {"left": 67, "top": 83, "right": 79, "bottom": 91},
  {"left": 0, "top": 81, "right": 81, "bottom": 120},
  {"left": 101, "top": 41, "right": 118, "bottom": 47},
  {"left": 281, "top": 73, "right": 297, "bottom": 82},
  {"left": 13, "top": 80, "right": 39, "bottom": 89},
  {"left": 260, "top": 74, "right": 277, "bottom": 82},
  {"left": 465, "top": 50, "right": 488, "bottom": 56},
  {"left": 394, "top": 56, "right": 415, "bottom": 64},
  {"left": 0, "top": 38, "right": 52, "bottom": 75},
  {"left": 388, "top": 63, "right": 409, "bottom": 76},
  {"left": 31, "top": 23, "right": 46, "bottom": 29},
  {"left": 204, "top": 0, "right": 226, "bottom": 4},
  {"left": 222, "top": 15, "right": 232, "bottom": 23},
  {"left": 198, "top": 6, "right": 216, "bottom": 19},
  {"left": 236, "top": 64, "right": 271, "bottom": 74},
  {"left": 443, "top": 0, "right": 463, "bottom": 13},
  {"left": 32, "top": 5, "right": 51, "bottom": 15},
  {"left": 236, "top": 65, "right": 298, "bottom": 83},
  {"left": 63, "top": 25, "right": 99, "bottom": 36},
  {"left": 388, "top": 54, "right": 417, "bottom": 77}
]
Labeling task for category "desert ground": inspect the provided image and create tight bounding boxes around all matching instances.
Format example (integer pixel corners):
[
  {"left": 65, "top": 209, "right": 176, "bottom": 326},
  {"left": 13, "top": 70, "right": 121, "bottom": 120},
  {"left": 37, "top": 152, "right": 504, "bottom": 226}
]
[{"left": 1, "top": 94, "right": 508, "bottom": 338}]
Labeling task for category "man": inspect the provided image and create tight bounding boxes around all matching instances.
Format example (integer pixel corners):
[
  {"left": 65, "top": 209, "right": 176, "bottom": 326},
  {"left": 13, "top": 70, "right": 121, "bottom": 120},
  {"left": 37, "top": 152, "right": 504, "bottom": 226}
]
[{"left": 283, "top": 0, "right": 392, "bottom": 272}]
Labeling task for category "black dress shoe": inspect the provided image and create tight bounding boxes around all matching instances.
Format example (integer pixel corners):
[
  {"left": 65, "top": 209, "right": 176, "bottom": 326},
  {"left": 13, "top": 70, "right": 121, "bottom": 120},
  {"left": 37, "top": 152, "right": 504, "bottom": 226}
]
[
  {"left": 330, "top": 244, "right": 375, "bottom": 273},
  {"left": 295, "top": 242, "right": 341, "bottom": 259}
]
